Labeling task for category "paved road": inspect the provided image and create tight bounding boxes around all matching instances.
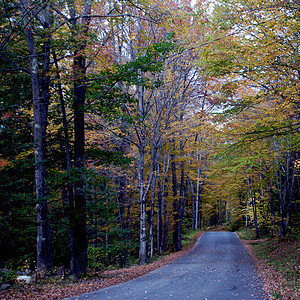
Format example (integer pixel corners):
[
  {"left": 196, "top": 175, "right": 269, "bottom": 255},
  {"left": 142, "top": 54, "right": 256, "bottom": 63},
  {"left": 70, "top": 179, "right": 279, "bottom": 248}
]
[{"left": 68, "top": 232, "right": 267, "bottom": 299}]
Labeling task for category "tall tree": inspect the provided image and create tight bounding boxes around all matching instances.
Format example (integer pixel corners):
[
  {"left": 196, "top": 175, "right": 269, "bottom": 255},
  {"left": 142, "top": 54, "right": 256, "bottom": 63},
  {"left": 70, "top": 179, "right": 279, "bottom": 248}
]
[
  {"left": 20, "top": 0, "right": 53, "bottom": 271},
  {"left": 67, "top": 0, "right": 92, "bottom": 277}
]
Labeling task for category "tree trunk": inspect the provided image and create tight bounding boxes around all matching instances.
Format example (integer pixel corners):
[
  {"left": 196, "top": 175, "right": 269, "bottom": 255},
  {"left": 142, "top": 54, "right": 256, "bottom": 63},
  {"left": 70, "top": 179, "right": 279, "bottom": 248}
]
[
  {"left": 163, "top": 181, "right": 170, "bottom": 252},
  {"left": 157, "top": 143, "right": 171, "bottom": 255},
  {"left": 190, "top": 180, "right": 196, "bottom": 230},
  {"left": 157, "top": 175, "right": 163, "bottom": 255},
  {"left": 72, "top": 51, "right": 87, "bottom": 276},
  {"left": 148, "top": 161, "right": 157, "bottom": 259},
  {"left": 171, "top": 141, "right": 182, "bottom": 251},
  {"left": 195, "top": 146, "right": 202, "bottom": 230},
  {"left": 137, "top": 76, "right": 147, "bottom": 264},
  {"left": 138, "top": 141, "right": 147, "bottom": 265},
  {"left": 20, "top": 0, "right": 53, "bottom": 271},
  {"left": 268, "top": 181, "right": 275, "bottom": 236},
  {"left": 218, "top": 198, "right": 223, "bottom": 225},
  {"left": 279, "top": 154, "right": 295, "bottom": 238},
  {"left": 68, "top": 0, "right": 92, "bottom": 277},
  {"left": 252, "top": 193, "right": 260, "bottom": 238},
  {"left": 163, "top": 191, "right": 170, "bottom": 251},
  {"left": 53, "top": 51, "right": 75, "bottom": 271}
]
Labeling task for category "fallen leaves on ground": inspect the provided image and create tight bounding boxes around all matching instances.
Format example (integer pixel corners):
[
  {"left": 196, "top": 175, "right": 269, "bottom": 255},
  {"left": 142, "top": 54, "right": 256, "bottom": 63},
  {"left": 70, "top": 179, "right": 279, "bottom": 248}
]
[
  {"left": 0, "top": 232, "right": 203, "bottom": 299},
  {"left": 241, "top": 239, "right": 299, "bottom": 300}
]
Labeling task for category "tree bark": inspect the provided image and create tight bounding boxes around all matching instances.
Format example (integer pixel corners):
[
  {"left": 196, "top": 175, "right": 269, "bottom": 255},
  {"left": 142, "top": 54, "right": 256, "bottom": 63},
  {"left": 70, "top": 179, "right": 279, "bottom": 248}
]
[
  {"left": 268, "top": 181, "right": 275, "bottom": 236},
  {"left": 53, "top": 51, "right": 75, "bottom": 271},
  {"left": 158, "top": 143, "right": 171, "bottom": 255},
  {"left": 68, "top": 0, "right": 92, "bottom": 277},
  {"left": 20, "top": 0, "right": 53, "bottom": 271},
  {"left": 171, "top": 141, "right": 182, "bottom": 251},
  {"left": 279, "top": 153, "right": 295, "bottom": 238}
]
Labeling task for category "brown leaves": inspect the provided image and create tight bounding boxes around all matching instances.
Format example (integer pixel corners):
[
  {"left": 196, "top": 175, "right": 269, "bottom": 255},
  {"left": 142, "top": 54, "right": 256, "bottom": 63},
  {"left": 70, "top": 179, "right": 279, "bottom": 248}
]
[{"left": 241, "top": 239, "right": 299, "bottom": 300}]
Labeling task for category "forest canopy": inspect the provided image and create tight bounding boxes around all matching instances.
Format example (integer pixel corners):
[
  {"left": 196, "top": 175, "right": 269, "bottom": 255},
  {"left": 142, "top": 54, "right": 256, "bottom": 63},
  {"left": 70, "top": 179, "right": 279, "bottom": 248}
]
[{"left": 0, "top": 0, "right": 299, "bottom": 277}]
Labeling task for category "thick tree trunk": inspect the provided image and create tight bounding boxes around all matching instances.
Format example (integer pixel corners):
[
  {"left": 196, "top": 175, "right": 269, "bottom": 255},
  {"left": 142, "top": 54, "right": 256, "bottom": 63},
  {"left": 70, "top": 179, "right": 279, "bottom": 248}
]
[
  {"left": 138, "top": 142, "right": 147, "bottom": 264},
  {"left": 72, "top": 53, "right": 87, "bottom": 276},
  {"left": 20, "top": 0, "right": 53, "bottom": 271},
  {"left": 68, "top": 0, "right": 91, "bottom": 277},
  {"left": 137, "top": 76, "right": 147, "bottom": 264},
  {"left": 53, "top": 52, "right": 75, "bottom": 271}
]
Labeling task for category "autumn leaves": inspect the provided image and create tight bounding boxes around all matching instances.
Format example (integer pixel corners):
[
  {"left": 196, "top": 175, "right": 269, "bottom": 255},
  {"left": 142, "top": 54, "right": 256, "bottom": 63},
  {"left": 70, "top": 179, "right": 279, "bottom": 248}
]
[{"left": 0, "top": 0, "right": 298, "bottom": 277}]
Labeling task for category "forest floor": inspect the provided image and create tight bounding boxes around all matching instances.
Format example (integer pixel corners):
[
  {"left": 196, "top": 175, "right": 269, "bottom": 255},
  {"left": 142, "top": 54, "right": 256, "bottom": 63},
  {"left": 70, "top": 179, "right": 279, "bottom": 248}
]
[
  {"left": 0, "top": 231, "right": 203, "bottom": 299},
  {"left": 1, "top": 229, "right": 298, "bottom": 300},
  {"left": 237, "top": 228, "right": 299, "bottom": 300}
]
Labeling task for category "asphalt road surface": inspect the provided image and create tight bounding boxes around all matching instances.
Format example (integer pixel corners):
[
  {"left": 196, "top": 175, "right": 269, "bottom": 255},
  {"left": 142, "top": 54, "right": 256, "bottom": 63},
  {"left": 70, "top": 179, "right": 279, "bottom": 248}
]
[{"left": 68, "top": 232, "right": 267, "bottom": 300}]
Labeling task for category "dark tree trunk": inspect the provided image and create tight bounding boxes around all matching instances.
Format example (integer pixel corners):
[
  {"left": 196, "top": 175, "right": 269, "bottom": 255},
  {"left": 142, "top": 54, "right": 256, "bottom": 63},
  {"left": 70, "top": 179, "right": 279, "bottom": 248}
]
[
  {"left": 198, "top": 184, "right": 203, "bottom": 229},
  {"left": 171, "top": 142, "right": 181, "bottom": 252},
  {"left": 163, "top": 177, "right": 169, "bottom": 252},
  {"left": 72, "top": 53, "right": 87, "bottom": 277},
  {"left": 218, "top": 198, "right": 222, "bottom": 225},
  {"left": 53, "top": 51, "right": 75, "bottom": 270},
  {"left": 157, "top": 178, "right": 163, "bottom": 255},
  {"left": 67, "top": 0, "right": 92, "bottom": 277},
  {"left": 279, "top": 156, "right": 295, "bottom": 238}
]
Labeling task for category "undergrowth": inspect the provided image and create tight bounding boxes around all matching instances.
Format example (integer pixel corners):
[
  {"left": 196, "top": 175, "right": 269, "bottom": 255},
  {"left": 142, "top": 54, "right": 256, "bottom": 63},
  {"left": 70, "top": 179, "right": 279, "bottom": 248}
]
[
  {"left": 252, "top": 237, "right": 299, "bottom": 295},
  {"left": 237, "top": 227, "right": 258, "bottom": 240},
  {"left": 181, "top": 229, "right": 202, "bottom": 248},
  {"left": 238, "top": 227, "right": 299, "bottom": 298}
]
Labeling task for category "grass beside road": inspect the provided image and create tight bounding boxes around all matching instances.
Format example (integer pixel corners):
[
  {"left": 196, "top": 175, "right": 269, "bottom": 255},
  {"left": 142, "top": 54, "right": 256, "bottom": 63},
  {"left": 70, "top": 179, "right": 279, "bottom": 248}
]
[{"left": 237, "top": 228, "right": 299, "bottom": 300}]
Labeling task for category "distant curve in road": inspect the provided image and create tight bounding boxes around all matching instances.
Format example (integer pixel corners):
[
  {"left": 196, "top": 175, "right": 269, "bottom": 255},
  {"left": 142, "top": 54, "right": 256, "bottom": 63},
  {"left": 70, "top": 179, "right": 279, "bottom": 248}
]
[{"left": 67, "top": 232, "right": 267, "bottom": 300}]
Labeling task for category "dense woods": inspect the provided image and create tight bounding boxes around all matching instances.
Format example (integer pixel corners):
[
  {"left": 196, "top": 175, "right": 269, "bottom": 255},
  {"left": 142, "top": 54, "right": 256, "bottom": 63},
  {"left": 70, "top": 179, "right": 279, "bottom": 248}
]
[{"left": 0, "top": 0, "right": 299, "bottom": 279}]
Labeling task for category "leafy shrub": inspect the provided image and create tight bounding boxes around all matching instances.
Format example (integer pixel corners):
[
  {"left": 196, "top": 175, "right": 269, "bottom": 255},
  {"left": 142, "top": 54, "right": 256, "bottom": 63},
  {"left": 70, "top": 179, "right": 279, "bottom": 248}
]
[
  {"left": 0, "top": 268, "right": 15, "bottom": 285},
  {"left": 87, "top": 246, "right": 105, "bottom": 271},
  {"left": 228, "top": 218, "right": 243, "bottom": 232},
  {"left": 237, "top": 227, "right": 257, "bottom": 240}
]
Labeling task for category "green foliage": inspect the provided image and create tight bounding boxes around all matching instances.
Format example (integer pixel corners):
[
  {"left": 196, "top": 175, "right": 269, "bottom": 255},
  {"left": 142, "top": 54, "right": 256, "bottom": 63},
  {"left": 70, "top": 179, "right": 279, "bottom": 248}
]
[
  {"left": 87, "top": 246, "right": 105, "bottom": 270},
  {"left": 86, "top": 36, "right": 179, "bottom": 120},
  {"left": 0, "top": 268, "right": 16, "bottom": 285},
  {"left": 252, "top": 236, "right": 300, "bottom": 294},
  {"left": 87, "top": 235, "right": 138, "bottom": 269},
  {"left": 0, "top": 194, "right": 37, "bottom": 269},
  {"left": 181, "top": 229, "right": 202, "bottom": 248},
  {"left": 49, "top": 205, "right": 70, "bottom": 267},
  {"left": 86, "top": 147, "right": 132, "bottom": 167},
  {"left": 228, "top": 218, "right": 243, "bottom": 232},
  {"left": 237, "top": 228, "right": 257, "bottom": 240},
  {"left": 0, "top": 120, "right": 37, "bottom": 269}
]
